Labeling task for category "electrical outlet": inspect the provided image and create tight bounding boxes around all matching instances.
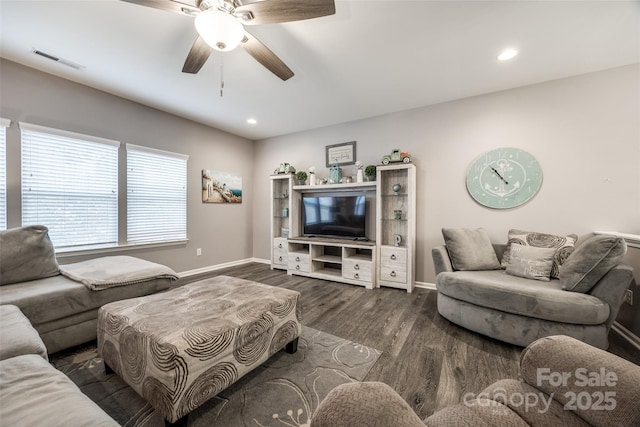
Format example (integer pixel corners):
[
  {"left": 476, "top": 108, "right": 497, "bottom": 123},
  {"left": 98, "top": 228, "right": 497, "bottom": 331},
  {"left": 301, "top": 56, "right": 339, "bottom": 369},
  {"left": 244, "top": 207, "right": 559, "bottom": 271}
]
[
  {"left": 624, "top": 289, "right": 633, "bottom": 306},
  {"left": 196, "top": 248, "right": 202, "bottom": 256}
]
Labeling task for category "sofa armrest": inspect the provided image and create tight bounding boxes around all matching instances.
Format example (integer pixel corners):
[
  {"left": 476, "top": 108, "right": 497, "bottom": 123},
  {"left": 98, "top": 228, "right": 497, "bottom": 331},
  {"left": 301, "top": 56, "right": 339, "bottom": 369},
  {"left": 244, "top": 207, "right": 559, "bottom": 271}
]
[
  {"left": 432, "top": 246, "right": 454, "bottom": 275},
  {"left": 519, "top": 335, "right": 640, "bottom": 427},
  {"left": 588, "top": 265, "right": 635, "bottom": 330},
  {"left": 311, "top": 382, "right": 425, "bottom": 427}
]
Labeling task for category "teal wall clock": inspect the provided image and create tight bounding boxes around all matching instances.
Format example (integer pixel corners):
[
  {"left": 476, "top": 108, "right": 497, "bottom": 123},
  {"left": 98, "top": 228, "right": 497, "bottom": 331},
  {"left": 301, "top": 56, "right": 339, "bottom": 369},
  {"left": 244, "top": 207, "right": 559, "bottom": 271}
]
[{"left": 466, "top": 147, "right": 543, "bottom": 209}]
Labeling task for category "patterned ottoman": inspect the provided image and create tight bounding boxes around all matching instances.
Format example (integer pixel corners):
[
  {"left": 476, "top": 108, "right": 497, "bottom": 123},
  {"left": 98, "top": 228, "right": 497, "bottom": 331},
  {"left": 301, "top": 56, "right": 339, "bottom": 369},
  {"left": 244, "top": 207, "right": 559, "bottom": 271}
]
[{"left": 97, "top": 275, "right": 301, "bottom": 426}]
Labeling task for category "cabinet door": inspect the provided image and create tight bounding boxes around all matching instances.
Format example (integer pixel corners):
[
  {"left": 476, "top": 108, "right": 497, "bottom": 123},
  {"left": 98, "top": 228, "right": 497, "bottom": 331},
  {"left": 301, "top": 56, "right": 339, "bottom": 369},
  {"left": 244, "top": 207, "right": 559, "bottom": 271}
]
[
  {"left": 343, "top": 259, "right": 372, "bottom": 282},
  {"left": 273, "top": 238, "right": 288, "bottom": 267}
]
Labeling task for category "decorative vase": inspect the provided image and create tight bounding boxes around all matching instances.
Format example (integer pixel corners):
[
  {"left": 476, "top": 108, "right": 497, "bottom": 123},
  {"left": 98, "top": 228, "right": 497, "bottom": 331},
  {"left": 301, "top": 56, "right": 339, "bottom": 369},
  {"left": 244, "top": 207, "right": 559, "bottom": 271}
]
[
  {"left": 309, "top": 173, "right": 316, "bottom": 186},
  {"left": 356, "top": 169, "right": 364, "bottom": 183}
]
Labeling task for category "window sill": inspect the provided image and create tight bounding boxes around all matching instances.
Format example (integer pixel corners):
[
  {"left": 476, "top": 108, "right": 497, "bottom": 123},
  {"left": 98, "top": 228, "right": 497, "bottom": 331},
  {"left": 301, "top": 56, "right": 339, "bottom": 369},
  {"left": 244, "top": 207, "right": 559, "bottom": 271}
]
[{"left": 56, "top": 239, "right": 189, "bottom": 258}]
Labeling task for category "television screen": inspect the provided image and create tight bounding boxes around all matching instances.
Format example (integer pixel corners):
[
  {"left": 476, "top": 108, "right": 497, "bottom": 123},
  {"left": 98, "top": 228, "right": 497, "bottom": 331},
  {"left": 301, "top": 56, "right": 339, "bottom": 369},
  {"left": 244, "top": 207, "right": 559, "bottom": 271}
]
[{"left": 302, "top": 195, "right": 366, "bottom": 239}]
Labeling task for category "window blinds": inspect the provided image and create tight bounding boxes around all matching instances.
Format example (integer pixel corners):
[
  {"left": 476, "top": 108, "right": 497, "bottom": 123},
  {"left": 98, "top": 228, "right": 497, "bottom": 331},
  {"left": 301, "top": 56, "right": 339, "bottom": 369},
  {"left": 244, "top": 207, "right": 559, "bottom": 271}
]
[
  {"left": 0, "top": 118, "right": 9, "bottom": 230},
  {"left": 126, "top": 144, "right": 188, "bottom": 244},
  {"left": 20, "top": 123, "right": 119, "bottom": 248}
]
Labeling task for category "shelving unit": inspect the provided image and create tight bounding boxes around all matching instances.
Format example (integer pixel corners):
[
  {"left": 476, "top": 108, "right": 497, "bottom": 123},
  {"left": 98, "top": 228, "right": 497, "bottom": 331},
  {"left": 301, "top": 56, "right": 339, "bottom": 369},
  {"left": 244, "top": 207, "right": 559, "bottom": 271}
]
[
  {"left": 270, "top": 174, "right": 298, "bottom": 270},
  {"left": 376, "top": 163, "right": 416, "bottom": 292},
  {"left": 287, "top": 237, "right": 376, "bottom": 289}
]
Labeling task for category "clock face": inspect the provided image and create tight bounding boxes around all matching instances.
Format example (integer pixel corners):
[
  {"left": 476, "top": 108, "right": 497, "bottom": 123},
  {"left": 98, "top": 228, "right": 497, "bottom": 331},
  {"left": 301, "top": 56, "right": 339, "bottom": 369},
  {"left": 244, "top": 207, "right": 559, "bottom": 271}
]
[{"left": 466, "top": 147, "right": 543, "bottom": 209}]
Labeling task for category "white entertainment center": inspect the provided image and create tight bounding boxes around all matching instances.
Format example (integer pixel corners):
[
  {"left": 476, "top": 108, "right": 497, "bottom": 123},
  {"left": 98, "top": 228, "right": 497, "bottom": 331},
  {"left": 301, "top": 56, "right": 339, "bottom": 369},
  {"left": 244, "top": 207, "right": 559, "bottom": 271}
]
[{"left": 270, "top": 163, "right": 416, "bottom": 292}]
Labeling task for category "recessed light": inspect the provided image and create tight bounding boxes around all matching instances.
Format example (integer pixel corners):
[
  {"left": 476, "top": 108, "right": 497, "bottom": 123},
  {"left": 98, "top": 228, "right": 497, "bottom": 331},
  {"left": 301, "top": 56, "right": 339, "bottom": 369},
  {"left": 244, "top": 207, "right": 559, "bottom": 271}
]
[
  {"left": 246, "top": 118, "right": 257, "bottom": 125},
  {"left": 498, "top": 48, "right": 518, "bottom": 61}
]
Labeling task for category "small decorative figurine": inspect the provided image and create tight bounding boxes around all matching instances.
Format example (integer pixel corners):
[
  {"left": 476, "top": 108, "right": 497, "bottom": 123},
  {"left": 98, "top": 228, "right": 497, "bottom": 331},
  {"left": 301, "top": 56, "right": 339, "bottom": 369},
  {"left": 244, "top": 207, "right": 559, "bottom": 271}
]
[{"left": 382, "top": 149, "right": 411, "bottom": 165}]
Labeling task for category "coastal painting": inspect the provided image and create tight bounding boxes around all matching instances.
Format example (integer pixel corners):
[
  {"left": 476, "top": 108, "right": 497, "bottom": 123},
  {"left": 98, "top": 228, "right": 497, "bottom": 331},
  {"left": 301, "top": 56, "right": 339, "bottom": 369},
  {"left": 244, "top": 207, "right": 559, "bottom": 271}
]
[{"left": 202, "top": 169, "right": 242, "bottom": 203}]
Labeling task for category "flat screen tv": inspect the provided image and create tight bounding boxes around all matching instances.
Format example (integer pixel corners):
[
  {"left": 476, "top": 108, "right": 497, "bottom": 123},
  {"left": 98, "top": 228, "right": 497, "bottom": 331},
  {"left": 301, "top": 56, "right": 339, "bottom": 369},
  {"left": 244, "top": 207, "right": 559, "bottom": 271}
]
[{"left": 302, "top": 195, "right": 366, "bottom": 239}]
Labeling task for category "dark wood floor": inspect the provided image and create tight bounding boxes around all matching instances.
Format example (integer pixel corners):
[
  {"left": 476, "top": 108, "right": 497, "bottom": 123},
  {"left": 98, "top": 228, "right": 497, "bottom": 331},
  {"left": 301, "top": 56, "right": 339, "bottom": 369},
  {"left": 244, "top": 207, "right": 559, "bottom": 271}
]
[{"left": 181, "top": 263, "right": 639, "bottom": 420}]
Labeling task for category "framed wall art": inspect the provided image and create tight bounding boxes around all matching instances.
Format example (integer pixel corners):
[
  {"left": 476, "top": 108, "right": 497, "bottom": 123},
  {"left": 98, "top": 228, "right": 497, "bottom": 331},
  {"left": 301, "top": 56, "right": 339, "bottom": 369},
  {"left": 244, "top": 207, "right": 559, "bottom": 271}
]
[
  {"left": 325, "top": 141, "right": 356, "bottom": 167},
  {"left": 202, "top": 169, "right": 242, "bottom": 203}
]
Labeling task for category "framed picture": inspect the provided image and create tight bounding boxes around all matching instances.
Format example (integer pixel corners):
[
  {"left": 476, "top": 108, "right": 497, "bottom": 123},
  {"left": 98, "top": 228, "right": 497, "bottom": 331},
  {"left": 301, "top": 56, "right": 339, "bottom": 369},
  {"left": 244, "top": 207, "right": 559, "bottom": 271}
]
[
  {"left": 202, "top": 169, "right": 242, "bottom": 203},
  {"left": 326, "top": 141, "right": 356, "bottom": 167}
]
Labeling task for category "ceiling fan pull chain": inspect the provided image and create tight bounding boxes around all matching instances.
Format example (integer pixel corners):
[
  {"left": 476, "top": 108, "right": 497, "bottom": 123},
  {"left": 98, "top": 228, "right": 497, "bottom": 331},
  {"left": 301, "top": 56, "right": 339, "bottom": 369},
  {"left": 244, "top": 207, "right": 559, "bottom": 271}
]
[{"left": 220, "top": 53, "right": 224, "bottom": 97}]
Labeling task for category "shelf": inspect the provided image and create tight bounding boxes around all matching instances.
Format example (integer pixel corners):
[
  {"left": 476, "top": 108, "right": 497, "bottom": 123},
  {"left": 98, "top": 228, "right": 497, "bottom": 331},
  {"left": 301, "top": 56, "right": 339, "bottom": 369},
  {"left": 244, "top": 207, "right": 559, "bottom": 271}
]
[
  {"left": 345, "top": 253, "right": 372, "bottom": 262},
  {"left": 293, "top": 182, "right": 376, "bottom": 192},
  {"left": 381, "top": 193, "right": 408, "bottom": 197},
  {"left": 381, "top": 219, "right": 408, "bottom": 222},
  {"left": 313, "top": 268, "right": 342, "bottom": 278},
  {"left": 313, "top": 255, "right": 342, "bottom": 264}
]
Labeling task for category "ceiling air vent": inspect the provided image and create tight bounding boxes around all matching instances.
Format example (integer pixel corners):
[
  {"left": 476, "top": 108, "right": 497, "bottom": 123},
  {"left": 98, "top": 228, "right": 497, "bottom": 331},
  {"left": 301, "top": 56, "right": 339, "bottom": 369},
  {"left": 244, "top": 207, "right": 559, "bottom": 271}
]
[{"left": 32, "top": 49, "right": 85, "bottom": 70}]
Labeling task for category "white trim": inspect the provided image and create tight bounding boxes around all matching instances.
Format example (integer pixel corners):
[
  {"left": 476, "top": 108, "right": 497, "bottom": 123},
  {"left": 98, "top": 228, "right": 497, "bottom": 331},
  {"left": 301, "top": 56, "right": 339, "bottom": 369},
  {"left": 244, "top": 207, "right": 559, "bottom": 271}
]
[
  {"left": 611, "top": 321, "right": 640, "bottom": 352},
  {"left": 415, "top": 281, "right": 437, "bottom": 291},
  {"left": 19, "top": 122, "right": 120, "bottom": 147},
  {"left": 56, "top": 239, "right": 189, "bottom": 258},
  {"left": 126, "top": 143, "right": 189, "bottom": 160},
  {"left": 178, "top": 258, "right": 267, "bottom": 278},
  {"left": 594, "top": 231, "right": 640, "bottom": 249},
  {"left": 0, "top": 118, "right": 10, "bottom": 128}
]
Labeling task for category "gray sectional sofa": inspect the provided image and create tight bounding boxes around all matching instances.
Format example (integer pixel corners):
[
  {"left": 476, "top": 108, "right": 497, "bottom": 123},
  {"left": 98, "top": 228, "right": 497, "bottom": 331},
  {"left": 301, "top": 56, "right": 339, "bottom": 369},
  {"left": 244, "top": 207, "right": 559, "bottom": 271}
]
[
  {"left": 0, "top": 225, "right": 178, "bottom": 354},
  {"left": 0, "top": 304, "right": 119, "bottom": 426},
  {"left": 432, "top": 228, "right": 633, "bottom": 349}
]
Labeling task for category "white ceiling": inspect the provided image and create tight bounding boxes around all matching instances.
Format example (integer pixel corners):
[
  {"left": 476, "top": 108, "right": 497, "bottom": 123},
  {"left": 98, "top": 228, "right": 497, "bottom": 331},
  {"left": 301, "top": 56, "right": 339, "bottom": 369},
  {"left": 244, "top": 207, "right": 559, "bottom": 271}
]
[{"left": 1, "top": 0, "right": 639, "bottom": 140}]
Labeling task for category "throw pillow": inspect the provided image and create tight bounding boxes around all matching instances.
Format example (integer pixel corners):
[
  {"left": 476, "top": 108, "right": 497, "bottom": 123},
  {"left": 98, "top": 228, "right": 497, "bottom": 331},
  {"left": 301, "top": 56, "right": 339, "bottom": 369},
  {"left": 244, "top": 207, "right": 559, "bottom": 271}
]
[
  {"left": 501, "top": 229, "right": 577, "bottom": 279},
  {"left": 0, "top": 225, "right": 60, "bottom": 285},
  {"left": 505, "top": 245, "right": 557, "bottom": 281},
  {"left": 560, "top": 235, "right": 627, "bottom": 293},
  {"left": 442, "top": 228, "right": 501, "bottom": 271}
]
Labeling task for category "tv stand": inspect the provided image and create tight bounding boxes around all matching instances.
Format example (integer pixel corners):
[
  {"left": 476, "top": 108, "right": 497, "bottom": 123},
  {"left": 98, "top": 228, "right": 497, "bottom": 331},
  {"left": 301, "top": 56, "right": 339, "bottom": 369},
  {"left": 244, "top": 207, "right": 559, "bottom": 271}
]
[{"left": 287, "top": 237, "right": 376, "bottom": 289}]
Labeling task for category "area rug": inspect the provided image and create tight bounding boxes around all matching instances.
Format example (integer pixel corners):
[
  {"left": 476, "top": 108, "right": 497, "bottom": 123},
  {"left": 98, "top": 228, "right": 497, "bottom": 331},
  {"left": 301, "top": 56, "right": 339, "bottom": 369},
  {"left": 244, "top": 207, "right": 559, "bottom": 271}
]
[{"left": 51, "top": 326, "right": 381, "bottom": 426}]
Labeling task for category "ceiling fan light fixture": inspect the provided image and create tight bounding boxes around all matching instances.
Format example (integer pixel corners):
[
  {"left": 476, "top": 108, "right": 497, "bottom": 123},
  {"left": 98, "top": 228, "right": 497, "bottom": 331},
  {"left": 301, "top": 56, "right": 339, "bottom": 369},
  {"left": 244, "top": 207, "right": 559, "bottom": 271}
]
[{"left": 195, "top": 9, "right": 244, "bottom": 52}]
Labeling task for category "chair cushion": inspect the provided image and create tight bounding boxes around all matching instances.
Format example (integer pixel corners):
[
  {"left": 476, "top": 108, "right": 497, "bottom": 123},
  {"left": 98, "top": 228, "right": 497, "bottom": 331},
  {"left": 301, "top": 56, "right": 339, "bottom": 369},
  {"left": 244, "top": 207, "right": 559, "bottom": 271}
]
[
  {"left": 0, "top": 225, "right": 59, "bottom": 285},
  {"left": 501, "top": 229, "right": 577, "bottom": 279},
  {"left": 560, "top": 235, "right": 627, "bottom": 293},
  {"left": 436, "top": 270, "right": 609, "bottom": 325},
  {"left": 505, "top": 245, "right": 556, "bottom": 282},
  {"left": 442, "top": 228, "right": 500, "bottom": 271}
]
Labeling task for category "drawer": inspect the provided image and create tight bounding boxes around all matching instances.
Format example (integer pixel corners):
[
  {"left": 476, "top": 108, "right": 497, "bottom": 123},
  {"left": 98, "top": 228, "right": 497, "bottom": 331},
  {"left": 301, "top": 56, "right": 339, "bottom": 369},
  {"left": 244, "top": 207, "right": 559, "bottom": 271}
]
[
  {"left": 273, "top": 238, "right": 288, "bottom": 251},
  {"left": 272, "top": 238, "right": 288, "bottom": 266},
  {"left": 288, "top": 253, "right": 309, "bottom": 273},
  {"left": 342, "top": 259, "right": 372, "bottom": 282},
  {"left": 380, "top": 266, "right": 407, "bottom": 284},
  {"left": 380, "top": 246, "right": 407, "bottom": 267}
]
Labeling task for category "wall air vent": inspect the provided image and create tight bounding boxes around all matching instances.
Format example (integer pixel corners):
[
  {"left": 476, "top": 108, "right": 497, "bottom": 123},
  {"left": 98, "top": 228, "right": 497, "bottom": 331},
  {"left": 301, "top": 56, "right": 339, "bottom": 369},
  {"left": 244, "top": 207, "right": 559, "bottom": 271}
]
[{"left": 32, "top": 49, "right": 85, "bottom": 70}]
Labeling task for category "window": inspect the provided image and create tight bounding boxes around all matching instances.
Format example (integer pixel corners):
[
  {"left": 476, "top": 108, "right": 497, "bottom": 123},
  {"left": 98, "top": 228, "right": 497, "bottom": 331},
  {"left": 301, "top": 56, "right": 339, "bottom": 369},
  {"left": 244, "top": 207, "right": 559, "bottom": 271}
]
[
  {"left": 0, "top": 118, "right": 9, "bottom": 230},
  {"left": 126, "top": 144, "right": 187, "bottom": 244},
  {"left": 20, "top": 123, "right": 119, "bottom": 249}
]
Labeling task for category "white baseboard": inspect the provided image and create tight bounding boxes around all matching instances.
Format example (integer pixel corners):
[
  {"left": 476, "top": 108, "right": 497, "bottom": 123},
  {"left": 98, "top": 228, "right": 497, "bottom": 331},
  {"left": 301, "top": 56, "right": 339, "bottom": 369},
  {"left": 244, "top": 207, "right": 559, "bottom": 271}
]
[
  {"left": 178, "top": 258, "right": 267, "bottom": 278},
  {"left": 415, "top": 281, "right": 436, "bottom": 291},
  {"left": 611, "top": 321, "right": 640, "bottom": 351}
]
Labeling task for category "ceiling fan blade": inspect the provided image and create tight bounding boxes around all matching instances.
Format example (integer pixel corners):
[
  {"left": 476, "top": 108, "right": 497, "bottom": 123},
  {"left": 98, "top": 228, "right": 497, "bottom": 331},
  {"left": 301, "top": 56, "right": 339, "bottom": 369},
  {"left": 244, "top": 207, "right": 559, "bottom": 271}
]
[
  {"left": 182, "top": 36, "right": 213, "bottom": 74},
  {"left": 240, "top": 32, "right": 294, "bottom": 81},
  {"left": 120, "top": 0, "right": 200, "bottom": 16},
  {"left": 236, "top": 0, "right": 335, "bottom": 25}
]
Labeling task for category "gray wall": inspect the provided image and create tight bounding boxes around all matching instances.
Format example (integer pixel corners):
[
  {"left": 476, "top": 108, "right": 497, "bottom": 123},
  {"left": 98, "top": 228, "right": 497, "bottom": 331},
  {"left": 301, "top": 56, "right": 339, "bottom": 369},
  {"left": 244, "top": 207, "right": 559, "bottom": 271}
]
[
  {"left": 0, "top": 59, "right": 255, "bottom": 274},
  {"left": 253, "top": 64, "right": 640, "bottom": 334}
]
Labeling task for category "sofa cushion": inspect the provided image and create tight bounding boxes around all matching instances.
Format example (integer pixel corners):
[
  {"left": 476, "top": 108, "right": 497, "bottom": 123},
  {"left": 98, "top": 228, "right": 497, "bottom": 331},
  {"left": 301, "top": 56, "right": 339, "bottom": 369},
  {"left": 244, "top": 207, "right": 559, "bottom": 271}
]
[
  {"left": 442, "top": 228, "right": 500, "bottom": 271},
  {"left": 560, "top": 235, "right": 627, "bottom": 293},
  {"left": 501, "top": 229, "right": 577, "bottom": 279},
  {"left": 0, "top": 274, "right": 172, "bottom": 326},
  {"left": 505, "top": 245, "right": 556, "bottom": 282},
  {"left": 436, "top": 270, "right": 609, "bottom": 325},
  {"left": 0, "top": 354, "right": 118, "bottom": 426},
  {"left": 0, "top": 305, "right": 48, "bottom": 361},
  {"left": 0, "top": 225, "right": 59, "bottom": 285}
]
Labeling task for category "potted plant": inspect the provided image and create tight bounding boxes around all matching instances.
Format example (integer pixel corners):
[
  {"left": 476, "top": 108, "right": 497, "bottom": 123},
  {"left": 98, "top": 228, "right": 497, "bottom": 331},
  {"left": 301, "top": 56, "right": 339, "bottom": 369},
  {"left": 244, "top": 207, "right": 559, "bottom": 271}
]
[
  {"left": 295, "top": 171, "right": 308, "bottom": 185},
  {"left": 364, "top": 165, "right": 377, "bottom": 181}
]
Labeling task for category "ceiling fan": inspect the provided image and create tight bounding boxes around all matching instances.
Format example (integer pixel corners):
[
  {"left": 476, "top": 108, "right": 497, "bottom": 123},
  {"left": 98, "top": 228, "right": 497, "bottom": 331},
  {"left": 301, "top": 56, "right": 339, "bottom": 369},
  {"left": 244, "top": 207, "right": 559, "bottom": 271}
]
[{"left": 122, "top": 0, "right": 336, "bottom": 81}]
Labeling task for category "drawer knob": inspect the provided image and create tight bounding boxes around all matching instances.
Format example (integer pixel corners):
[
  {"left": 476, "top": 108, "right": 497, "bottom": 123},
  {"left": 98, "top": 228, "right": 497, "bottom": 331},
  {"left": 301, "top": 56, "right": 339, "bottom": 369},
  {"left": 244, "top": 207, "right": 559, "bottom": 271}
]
[
  {"left": 354, "top": 264, "right": 360, "bottom": 270},
  {"left": 354, "top": 273, "right": 360, "bottom": 279},
  {"left": 296, "top": 265, "right": 300, "bottom": 270},
  {"left": 278, "top": 243, "right": 283, "bottom": 248},
  {"left": 279, "top": 256, "right": 283, "bottom": 261},
  {"left": 390, "top": 271, "right": 396, "bottom": 277},
  {"left": 390, "top": 254, "right": 396, "bottom": 260},
  {"left": 296, "top": 256, "right": 300, "bottom": 262}
]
